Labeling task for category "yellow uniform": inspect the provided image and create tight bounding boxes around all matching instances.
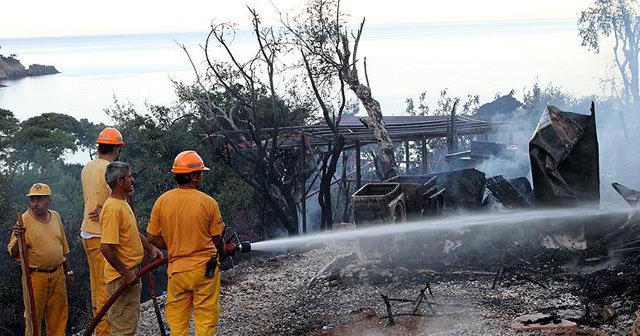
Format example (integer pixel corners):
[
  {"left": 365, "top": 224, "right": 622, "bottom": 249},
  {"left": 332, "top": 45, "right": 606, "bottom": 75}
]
[
  {"left": 80, "top": 157, "right": 111, "bottom": 335},
  {"left": 7, "top": 210, "right": 70, "bottom": 336},
  {"left": 82, "top": 158, "right": 110, "bottom": 234},
  {"left": 147, "top": 188, "right": 225, "bottom": 336},
  {"left": 100, "top": 197, "right": 144, "bottom": 335}
]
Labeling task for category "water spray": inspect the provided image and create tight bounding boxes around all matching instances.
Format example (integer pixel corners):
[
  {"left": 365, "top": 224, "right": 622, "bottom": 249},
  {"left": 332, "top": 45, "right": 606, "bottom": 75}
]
[{"left": 248, "top": 206, "right": 634, "bottom": 252}]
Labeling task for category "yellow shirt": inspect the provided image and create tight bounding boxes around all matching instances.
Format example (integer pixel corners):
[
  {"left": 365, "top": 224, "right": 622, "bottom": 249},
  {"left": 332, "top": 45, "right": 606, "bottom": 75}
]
[
  {"left": 100, "top": 198, "right": 144, "bottom": 284},
  {"left": 7, "top": 210, "right": 70, "bottom": 269},
  {"left": 147, "top": 188, "right": 225, "bottom": 277},
  {"left": 81, "top": 158, "right": 110, "bottom": 234}
]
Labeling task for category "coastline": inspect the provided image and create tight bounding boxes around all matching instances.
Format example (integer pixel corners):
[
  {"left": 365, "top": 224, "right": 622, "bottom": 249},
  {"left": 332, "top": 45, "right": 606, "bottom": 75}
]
[{"left": 0, "top": 54, "right": 59, "bottom": 81}]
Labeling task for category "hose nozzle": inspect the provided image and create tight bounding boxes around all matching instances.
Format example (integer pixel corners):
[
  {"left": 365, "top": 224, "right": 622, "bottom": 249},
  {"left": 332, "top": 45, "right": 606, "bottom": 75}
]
[{"left": 236, "top": 241, "right": 251, "bottom": 253}]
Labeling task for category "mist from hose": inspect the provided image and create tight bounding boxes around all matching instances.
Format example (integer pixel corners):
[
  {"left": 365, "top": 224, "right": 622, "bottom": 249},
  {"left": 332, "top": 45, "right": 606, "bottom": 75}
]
[{"left": 249, "top": 206, "right": 633, "bottom": 252}]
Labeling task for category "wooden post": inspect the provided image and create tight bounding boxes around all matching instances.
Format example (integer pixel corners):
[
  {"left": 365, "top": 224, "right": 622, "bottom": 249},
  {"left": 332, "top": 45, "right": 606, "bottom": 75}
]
[
  {"left": 341, "top": 151, "right": 350, "bottom": 223},
  {"left": 422, "top": 137, "right": 428, "bottom": 174},
  {"left": 355, "top": 141, "right": 362, "bottom": 189},
  {"left": 404, "top": 140, "right": 410, "bottom": 173},
  {"left": 17, "top": 213, "right": 37, "bottom": 336},
  {"left": 381, "top": 294, "right": 395, "bottom": 326},
  {"left": 451, "top": 105, "right": 458, "bottom": 153},
  {"left": 301, "top": 133, "right": 307, "bottom": 234}
]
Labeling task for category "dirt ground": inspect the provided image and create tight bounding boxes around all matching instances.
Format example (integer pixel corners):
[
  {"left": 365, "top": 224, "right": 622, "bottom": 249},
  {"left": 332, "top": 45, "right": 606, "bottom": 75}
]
[{"left": 132, "top": 234, "right": 640, "bottom": 336}]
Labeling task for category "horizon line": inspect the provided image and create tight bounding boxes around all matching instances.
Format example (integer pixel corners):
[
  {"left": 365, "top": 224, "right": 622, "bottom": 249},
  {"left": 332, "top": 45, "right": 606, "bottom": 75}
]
[{"left": 0, "top": 17, "right": 578, "bottom": 41}]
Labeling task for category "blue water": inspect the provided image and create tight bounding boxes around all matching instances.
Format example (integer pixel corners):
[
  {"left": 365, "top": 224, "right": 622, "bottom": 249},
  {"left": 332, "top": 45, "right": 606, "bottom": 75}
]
[{"left": 0, "top": 20, "right": 610, "bottom": 125}]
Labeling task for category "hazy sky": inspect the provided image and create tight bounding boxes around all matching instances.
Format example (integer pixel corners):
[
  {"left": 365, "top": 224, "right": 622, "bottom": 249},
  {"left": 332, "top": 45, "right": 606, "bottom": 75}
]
[{"left": 1, "top": 0, "right": 593, "bottom": 39}]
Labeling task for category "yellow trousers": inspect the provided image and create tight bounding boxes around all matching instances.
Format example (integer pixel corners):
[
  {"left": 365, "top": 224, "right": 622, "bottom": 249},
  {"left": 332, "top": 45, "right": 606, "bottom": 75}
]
[
  {"left": 166, "top": 264, "right": 220, "bottom": 336},
  {"left": 25, "top": 267, "right": 68, "bottom": 336},
  {"left": 82, "top": 237, "right": 110, "bottom": 336},
  {"left": 106, "top": 276, "right": 141, "bottom": 336}
]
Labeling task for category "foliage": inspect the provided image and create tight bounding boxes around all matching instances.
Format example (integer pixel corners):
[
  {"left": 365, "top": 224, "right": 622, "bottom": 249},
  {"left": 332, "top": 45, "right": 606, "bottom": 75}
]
[
  {"left": 402, "top": 90, "right": 480, "bottom": 173},
  {"left": 521, "top": 82, "right": 610, "bottom": 119},
  {"left": 0, "top": 108, "right": 19, "bottom": 163},
  {"left": 10, "top": 112, "right": 100, "bottom": 164},
  {"left": 578, "top": 0, "right": 640, "bottom": 117},
  {"left": 405, "top": 89, "right": 479, "bottom": 116}
]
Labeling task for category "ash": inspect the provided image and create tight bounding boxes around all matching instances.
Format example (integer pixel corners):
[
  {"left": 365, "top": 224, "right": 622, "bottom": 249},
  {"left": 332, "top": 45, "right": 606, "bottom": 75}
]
[{"left": 133, "top": 239, "right": 640, "bottom": 336}]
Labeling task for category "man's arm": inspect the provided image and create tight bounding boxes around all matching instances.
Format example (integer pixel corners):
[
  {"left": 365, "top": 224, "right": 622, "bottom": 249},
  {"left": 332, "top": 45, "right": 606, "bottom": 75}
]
[
  {"left": 212, "top": 234, "right": 229, "bottom": 261},
  {"left": 139, "top": 233, "right": 163, "bottom": 259},
  {"left": 146, "top": 233, "right": 167, "bottom": 250},
  {"left": 62, "top": 252, "right": 74, "bottom": 287},
  {"left": 100, "top": 243, "right": 137, "bottom": 285},
  {"left": 88, "top": 204, "right": 103, "bottom": 221}
]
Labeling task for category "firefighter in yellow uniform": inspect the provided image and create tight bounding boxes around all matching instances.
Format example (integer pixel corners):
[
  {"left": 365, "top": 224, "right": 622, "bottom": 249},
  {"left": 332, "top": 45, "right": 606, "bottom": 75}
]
[
  {"left": 8, "top": 183, "right": 74, "bottom": 336},
  {"left": 147, "top": 150, "right": 228, "bottom": 336},
  {"left": 80, "top": 127, "right": 124, "bottom": 335},
  {"left": 99, "top": 161, "right": 162, "bottom": 336}
]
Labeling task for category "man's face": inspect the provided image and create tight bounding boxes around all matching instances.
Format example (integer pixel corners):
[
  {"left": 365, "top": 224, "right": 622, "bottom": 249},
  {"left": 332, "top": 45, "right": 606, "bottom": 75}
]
[
  {"left": 29, "top": 196, "right": 51, "bottom": 216},
  {"left": 119, "top": 169, "right": 135, "bottom": 194}
]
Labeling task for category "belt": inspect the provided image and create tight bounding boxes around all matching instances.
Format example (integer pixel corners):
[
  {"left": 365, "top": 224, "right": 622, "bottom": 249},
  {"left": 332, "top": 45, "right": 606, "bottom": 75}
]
[{"left": 30, "top": 265, "right": 60, "bottom": 273}]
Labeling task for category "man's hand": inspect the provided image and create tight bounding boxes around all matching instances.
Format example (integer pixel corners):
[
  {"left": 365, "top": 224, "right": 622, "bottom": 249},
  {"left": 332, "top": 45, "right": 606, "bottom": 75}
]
[
  {"left": 123, "top": 269, "right": 138, "bottom": 286},
  {"left": 88, "top": 205, "right": 103, "bottom": 221},
  {"left": 149, "top": 246, "right": 164, "bottom": 260},
  {"left": 12, "top": 221, "right": 25, "bottom": 237},
  {"left": 219, "top": 243, "right": 235, "bottom": 262},
  {"left": 65, "top": 273, "right": 75, "bottom": 287},
  {"left": 224, "top": 243, "right": 237, "bottom": 256}
]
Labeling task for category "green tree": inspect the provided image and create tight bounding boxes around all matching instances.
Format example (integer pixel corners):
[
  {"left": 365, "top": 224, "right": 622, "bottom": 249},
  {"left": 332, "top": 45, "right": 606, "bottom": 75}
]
[
  {"left": 10, "top": 113, "right": 98, "bottom": 164},
  {"left": 0, "top": 108, "right": 19, "bottom": 162}
]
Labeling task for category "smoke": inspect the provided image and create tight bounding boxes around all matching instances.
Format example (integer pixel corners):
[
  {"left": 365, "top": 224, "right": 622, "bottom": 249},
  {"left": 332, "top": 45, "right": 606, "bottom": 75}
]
[{"left": 478, "top": 97, "right": 640, "bottom": 205}]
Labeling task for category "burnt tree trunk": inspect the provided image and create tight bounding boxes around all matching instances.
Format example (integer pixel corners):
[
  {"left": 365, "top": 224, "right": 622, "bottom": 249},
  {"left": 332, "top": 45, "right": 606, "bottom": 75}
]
[
  {"left": 348, "top": 81, "right": 398, "bottom": 179},
  {"left": 319, "top": 135, "right": 345, "bottom": 230},
  {"left": 339, "top": 21, "right": 398, "bottom": 180}
]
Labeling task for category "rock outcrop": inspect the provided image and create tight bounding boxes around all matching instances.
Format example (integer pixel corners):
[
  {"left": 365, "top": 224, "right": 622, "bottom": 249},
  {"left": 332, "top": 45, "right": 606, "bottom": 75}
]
[
  {"left": 26, "top": 64, "right": 59, "bottom": 77},
  {"left": 0, "top": 55, "right": 59, "bottom": 80}
]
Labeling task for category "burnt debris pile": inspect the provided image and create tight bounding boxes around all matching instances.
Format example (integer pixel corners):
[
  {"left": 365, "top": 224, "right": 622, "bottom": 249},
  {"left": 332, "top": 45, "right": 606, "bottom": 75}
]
[{"left": 343, "top": 103, "right": 640, "bottom": 335}]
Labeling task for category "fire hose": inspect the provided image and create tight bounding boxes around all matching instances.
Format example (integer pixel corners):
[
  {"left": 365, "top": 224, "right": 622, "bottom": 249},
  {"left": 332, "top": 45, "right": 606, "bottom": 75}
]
[
  {"left": 142, "top": 254, "right": 167, "bottom": 336},
  {"left": 17, "top": 212, "right": 37, "bottom": 336},
  {"left": 82, "top": 257, "right": 168, "bottom": 336}
]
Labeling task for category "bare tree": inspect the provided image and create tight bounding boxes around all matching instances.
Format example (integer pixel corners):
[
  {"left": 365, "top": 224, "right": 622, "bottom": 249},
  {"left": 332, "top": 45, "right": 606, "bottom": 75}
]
[
  {"left": 175, "top": 9, "right": 311, "bottom": 236},
  {"left": 285, "top": 0, "right": 399, "bottom": 180},
  {"left": 301, "top": 39, "right": 347, "bottom": 230}
]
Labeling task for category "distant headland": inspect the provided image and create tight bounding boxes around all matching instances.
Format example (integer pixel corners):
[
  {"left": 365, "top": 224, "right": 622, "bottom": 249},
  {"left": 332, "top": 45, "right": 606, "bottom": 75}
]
[{"left": 0, "top": 54, "right": 59, "bottom": 83}]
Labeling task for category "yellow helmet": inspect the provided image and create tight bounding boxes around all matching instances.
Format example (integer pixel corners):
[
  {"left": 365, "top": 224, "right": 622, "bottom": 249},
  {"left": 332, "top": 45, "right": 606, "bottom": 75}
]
[{"left": 26, "top": 183, "right": 52, "bottom": 197}]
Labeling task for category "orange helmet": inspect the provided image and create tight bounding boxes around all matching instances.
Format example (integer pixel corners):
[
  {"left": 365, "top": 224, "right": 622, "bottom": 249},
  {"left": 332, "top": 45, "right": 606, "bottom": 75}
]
[
  {"left": 172, "top": 150, "right": 210, "bottom": 174},
  {"left": 97, "top": 127, "right": 125, "bottom": 146}
]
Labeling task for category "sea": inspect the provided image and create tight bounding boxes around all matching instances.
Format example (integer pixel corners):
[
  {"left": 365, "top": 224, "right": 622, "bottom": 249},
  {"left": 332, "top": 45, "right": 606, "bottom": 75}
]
[{"left": 0, "top": 19, "right": 612, "bottom": 125}]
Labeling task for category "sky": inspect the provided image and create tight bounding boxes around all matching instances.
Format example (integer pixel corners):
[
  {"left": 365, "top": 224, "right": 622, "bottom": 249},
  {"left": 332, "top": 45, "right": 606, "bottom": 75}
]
[{"left": 0, "top": 0, "right": 593, "bottom": 39}]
